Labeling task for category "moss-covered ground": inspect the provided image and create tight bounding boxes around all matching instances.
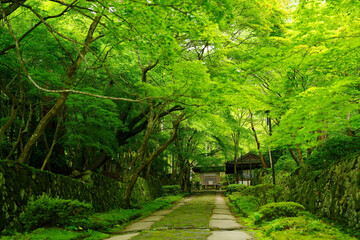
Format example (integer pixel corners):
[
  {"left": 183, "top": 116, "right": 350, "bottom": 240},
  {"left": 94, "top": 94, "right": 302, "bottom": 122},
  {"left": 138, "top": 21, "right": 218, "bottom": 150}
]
[
  {"left": 132, "top": 192, "right": 215, "bottom": 239},
  {"left": 0, "top": 195, "right": 184, "bottom": 240},
  {"left": 227, "top": 193, "right": 358, "bottom": 240},
  {"left": 151, "top": 192, "right": 214, "bottom": 230},
  {"left": 132, "top": 229, "right": 211, "bottom": 240},
  {"left": 0, "top": 228, "right": 110, "bottom": 240}
]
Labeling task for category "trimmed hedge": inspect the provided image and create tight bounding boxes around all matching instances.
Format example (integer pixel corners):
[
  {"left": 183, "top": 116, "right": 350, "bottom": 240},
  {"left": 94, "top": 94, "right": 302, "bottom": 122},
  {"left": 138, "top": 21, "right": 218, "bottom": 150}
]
[{"left": 258, "top": 202, "right": 305, "bottom": 222}]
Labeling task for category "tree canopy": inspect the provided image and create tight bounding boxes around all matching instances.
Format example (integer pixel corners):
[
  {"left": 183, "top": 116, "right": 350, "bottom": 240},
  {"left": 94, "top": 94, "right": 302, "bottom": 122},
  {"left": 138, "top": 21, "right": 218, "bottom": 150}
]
[{"left": 1, "top": 0, "right": 360, "bottom": 199}]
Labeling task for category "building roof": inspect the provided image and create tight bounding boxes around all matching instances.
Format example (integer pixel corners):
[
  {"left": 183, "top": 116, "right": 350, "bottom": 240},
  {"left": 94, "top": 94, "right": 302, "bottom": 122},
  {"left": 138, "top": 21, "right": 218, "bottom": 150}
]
[
  {"left": 192, "top": 166, "right": 225, "bottom": 173},
  {"left": 225, "top": 152, "right": 263, "bottom": 173}
]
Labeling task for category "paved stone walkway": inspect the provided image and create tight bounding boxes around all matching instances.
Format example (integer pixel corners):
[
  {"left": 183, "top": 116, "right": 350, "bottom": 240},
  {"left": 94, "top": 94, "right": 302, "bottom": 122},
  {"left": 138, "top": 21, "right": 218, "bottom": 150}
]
[
  {"left": 207, "top": 192, "right": 252, "bottom": 240},
  {"left": 106, "top": 192, "right": 253, "bottom": 240}
]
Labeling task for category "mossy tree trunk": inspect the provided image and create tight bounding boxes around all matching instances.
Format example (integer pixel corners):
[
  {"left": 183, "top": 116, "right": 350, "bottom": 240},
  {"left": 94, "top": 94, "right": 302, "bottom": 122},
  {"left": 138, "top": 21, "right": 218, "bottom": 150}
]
[
  {"left": 249, "top": 109, "right": 269, "bottom": 168},
  {"left": 122, "top": 112, "right": 185, "bottom": 208},
  {"left": 16, "top": 15, "right": 102, "bottom": 163}
]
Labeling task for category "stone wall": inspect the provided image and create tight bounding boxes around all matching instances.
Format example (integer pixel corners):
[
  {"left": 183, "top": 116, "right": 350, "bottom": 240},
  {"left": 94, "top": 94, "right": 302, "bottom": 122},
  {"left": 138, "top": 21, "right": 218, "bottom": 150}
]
[
  {"left": 0, "top": 160, "right": 160, "bottom": 232},
  {"left": 259, "top": 155, "right": 360, "bottom": 228}
]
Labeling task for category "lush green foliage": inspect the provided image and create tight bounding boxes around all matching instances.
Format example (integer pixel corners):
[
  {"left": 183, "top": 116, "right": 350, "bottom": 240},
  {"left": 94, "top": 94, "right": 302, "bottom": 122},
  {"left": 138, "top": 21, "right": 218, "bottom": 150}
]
[
  {"left": 0, "top": 228, "right": 110, "bottom": 240},
  {"left": 306, "top": 135, "right": 360, "bottom": 169},
  {"left": 258, "top": 202, "right": 305, "bottom": 222},
  {"left": 68, "top": 209, "right": 141, "bottom": 232},
  {"left": 228, "top": 194, "right": 258, "bottom": 217},
  {"left": 2, "top": 0, "right": 360, "bottom": 235},
  {"left": 227, "top": 190, "right": 356, "bottom": 239},
  {"left": 20, "top": 194, "right": 92, "bottom": 231},
  {"left": 162, "top": 185, "right": 182, "bottom": 196},
  {"left": 262, "top": 216, "right": 357, "bottom": 240},
  {"left": 225, "top": 184, "right": 247, "bottom": 195},
  {"left": 232, "top": 184, "right": 283, "bottom": 206},
  {"left": 3, "top": 195, "right": 183, "bottom": 239},
  {"left": 274, "top": 155, "right": 299, "bottom": 172}
]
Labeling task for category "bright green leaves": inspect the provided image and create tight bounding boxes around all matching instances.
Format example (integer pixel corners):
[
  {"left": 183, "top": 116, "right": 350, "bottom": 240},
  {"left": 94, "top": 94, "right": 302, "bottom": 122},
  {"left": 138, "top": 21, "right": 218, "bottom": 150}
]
[
  {"left": 238, "top": 0, "right": 360, "bottom": 159},
  {"left": 65, "top": 90, "right": 122, "bottom": 157},
  {"left": 172, "top": 60, "right": 210, "bottom": 100}
]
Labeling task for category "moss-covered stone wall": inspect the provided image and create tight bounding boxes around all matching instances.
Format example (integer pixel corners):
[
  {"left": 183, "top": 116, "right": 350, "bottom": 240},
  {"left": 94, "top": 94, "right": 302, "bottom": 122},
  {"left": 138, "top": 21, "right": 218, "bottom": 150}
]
[
  {"left": 0, "top": 160, "right": 158, "bottom": 232},
  {"left": 259, "top": 155, "right": 360, "bottom": 228}
]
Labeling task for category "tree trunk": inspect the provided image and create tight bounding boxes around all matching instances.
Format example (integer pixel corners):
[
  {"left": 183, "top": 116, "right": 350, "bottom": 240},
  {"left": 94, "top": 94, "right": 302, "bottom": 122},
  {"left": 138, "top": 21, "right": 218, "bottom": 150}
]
[
  {"left": 183, "top": 161, "right": 191, "bottom": 192},
  {"left": 295, "top": 145, "right": 304, "bottom": 164},
  {"left": 0, "top": 0, "right": 27, "bottom": 21},
  {"left": 122, "top": 113, "right": 184, "bottom": 208},
  {"left": 16, "top": 15, "right": 102, "bottom": 164},
  {"left": 288, "top": 148, "right": 303, "bottom": 165},
  {"left": 249, "top": 109, "right": 269, "bottom": 168},
  {"left": 232, "top": 132, "right": 240, "bottom": 184},
  {"left": 41, "top": 114, "right": 62, "bottom": 170},
  {"left": 18, "top": 93, "right": 68, "bottom": 163},
  {"left": 0, "top": 80, "right": 19, "bottom": 142}
]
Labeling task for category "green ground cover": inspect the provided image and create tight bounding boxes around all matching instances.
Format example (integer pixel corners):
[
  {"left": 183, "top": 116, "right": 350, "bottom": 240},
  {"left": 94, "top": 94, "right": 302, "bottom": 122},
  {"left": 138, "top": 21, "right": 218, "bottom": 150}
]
[
  {"left": 227, "top": 188, "right": 357, "bottom": 240},
  {"left": 151, "top": 193, "right": 215, "bottom": 230},
  {"left": 0, "top": 228, "right": 109, "bottom": 240},
  {"left": 0, "top": 195, "right": 184, "bottom": 240},
  {"left": 132, "top": 229, "right": 211, "bottom": 240}
]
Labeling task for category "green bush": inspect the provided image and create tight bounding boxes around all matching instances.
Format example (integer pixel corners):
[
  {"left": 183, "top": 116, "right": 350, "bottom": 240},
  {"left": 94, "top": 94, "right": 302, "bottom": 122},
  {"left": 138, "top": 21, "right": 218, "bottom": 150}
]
[
  {"left": 70, "top": 195, "right": 183, "bottom": 231},
  {"left": 20, "top": 194, "right": 93, "bottom": 231},
  {"left": 228, "top": 193, "right": 258, "bottom": 217},
  {"left": 262, "top": 216, "right": 356, "bottom": 239},
  {"left": 258, "top": 202, "right": 305, "bottom": 222},
  {"left": 275, "top": 155, "right": 298, "bottom": 172},
  {"left": 70, "top": 209, "right": 141, "bottom": 231},
  {"left": 225, "top": 184, "right": 247, "bottom": 195},
  {"left": 241, "top": 184, "right": 283, "bottom": 206},
  {"left": 306, "top": 134, "right": 360, "bottom": 170},
  {"left": 162, "top": 185, "right": 181, "bottom": 196}
]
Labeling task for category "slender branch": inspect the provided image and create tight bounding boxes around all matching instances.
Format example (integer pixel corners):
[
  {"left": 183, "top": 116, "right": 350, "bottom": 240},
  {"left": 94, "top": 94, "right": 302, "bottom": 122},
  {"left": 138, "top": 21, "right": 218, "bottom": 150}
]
[
  {"left": 0, "top": 0, "right": 27, "bottom": 21},
  {"left": 0, "top": 0, "right": 76, "bottom": 55},
  {"left": 2, "top": 12, "right": 163, "bottom": 103}
]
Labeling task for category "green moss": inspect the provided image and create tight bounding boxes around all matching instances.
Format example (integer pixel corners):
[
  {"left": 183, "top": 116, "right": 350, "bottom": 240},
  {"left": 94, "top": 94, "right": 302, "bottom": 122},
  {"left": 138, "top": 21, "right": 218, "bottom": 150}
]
[
  {"left": 258, "top": 202, "right": 305, "bottom": 222},
  {"left": 0, "top": 160, "right": 162, "bottom": 232},
  {"left": 132, "top": 229, "right": 211, "bottom": 240},
  {"left": 0, "top": 172, "right": 5, "bottom": 186},
  {"left": 0, "top": 228, "right": 110, "bottom": 240},
  {"left": 152, "top": 194, "right": 214, "bottom": 230},
  {"left": 228, "top": 191, "right": 357, "bottom": 240}
]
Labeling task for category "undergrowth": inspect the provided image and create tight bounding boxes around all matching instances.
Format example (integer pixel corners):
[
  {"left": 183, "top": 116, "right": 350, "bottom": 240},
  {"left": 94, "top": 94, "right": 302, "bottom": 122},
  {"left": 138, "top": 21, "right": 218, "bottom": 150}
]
[
  {"left": 1, "top": 195, "right": 184, "bottom": 240},
  {"left": 227, "top": 185, "right": 357, "bottom": 240}
]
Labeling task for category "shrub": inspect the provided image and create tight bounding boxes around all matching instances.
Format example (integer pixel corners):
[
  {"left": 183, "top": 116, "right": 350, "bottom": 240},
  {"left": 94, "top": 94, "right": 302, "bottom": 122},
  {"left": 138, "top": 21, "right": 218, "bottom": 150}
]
[
  {"left": 70, "top": 195, "right": 183, "bottom": 231},
  {"left": 20, "top": 194, "right": 92, "bottom": 231},
  {"left": 306, "top": 134, "right": 360, "bottom": 170},
  {"left": 228, "top": 193, "right": 258, "bottom": 217},
  {"left": 262, "top": 216, "right": 356, "bottom": 239},
  {"left": 225, "top": 184, "right": 247, "bottom": 195},
  {"left": 258, "top": 202, "right": 305, "bottom": 222},
  {"left": 70, "top": 209, "right": 141, "bottom": 231},
  {"left": 241, "top": 184, "right": 283, "bottom": 206},
  {"left": 275, "top": 155, "right": 298, "bottom": 172},
  {"left": 162, "top": 185, "right": 181, "bottom": 196}
]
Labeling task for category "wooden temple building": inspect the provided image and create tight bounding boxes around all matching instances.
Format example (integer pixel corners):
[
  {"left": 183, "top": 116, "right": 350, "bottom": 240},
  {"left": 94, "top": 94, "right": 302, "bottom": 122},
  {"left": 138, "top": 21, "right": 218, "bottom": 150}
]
[
  {"left": 192, "top": 166, "right": 224, "bottom": 189},
  {"left": 225, "top": 152, "right": 263, "bottom": 186}
]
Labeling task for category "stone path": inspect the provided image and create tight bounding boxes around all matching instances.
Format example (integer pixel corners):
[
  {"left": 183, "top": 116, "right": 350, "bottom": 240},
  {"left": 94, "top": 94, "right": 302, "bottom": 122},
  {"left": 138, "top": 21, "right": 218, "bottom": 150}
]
[
  {"left": 105, "top": 192, "right": 252, "bottom": 240},
  {"left": 207, "top": 192, "right": 252, "bottom": 240}
]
